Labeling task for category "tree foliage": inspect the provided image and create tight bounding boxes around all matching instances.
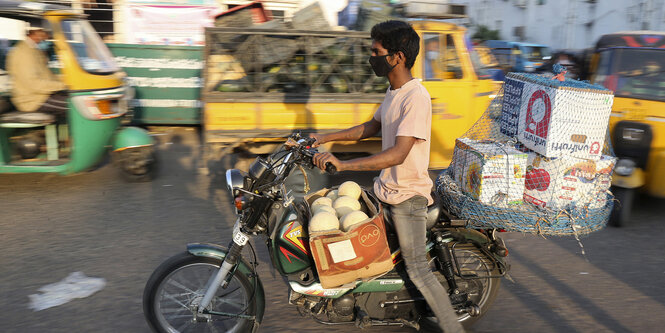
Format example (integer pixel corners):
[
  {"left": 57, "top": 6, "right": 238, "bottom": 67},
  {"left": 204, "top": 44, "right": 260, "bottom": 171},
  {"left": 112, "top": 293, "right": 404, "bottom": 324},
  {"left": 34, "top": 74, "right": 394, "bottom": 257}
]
[{"left": 472, "top": 25, "right": 501, "bottom": 41}]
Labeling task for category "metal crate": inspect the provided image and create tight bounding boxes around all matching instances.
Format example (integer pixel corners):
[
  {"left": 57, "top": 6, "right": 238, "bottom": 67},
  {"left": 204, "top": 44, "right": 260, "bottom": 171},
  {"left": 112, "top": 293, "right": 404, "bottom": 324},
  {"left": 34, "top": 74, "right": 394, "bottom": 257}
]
[{"left": 204, "top": 27, "right": 389, "bottom": 98}]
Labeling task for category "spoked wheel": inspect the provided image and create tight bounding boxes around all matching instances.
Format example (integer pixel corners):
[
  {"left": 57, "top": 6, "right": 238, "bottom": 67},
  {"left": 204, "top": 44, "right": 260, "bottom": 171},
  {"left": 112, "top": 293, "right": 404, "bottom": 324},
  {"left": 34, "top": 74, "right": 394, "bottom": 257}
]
[
  {"left": 143, "top": 252, "right": 258, "bottom": 333},
  {"left": 421, "top": 244, "right": 501, "bottom": 331}
]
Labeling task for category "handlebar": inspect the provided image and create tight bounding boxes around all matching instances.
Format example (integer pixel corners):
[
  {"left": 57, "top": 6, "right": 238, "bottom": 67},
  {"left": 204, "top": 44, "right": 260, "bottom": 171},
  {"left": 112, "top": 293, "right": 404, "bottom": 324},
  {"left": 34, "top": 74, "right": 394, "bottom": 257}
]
[
  {"left": 325, "top": 162, "right": 337, "bottom": 175},
  {"left": 286, "top": 133, "right": 336, "bottom": 175}
]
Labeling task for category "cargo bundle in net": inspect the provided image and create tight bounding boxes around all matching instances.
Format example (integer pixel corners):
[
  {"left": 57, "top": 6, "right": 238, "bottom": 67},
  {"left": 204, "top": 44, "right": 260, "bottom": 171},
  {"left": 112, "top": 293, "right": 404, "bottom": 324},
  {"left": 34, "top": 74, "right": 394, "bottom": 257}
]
[{"left": 436, "top": 71, "right": 616, "bottom": 236}]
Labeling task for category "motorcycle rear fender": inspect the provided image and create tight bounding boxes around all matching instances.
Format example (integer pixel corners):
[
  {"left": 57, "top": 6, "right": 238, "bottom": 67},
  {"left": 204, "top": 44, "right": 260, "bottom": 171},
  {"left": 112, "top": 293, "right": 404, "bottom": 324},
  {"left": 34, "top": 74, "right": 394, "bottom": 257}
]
[
  {"left": 453, "top": 228, "right": 491, "bottom": 245},
  {"left": 187, "top": 243, "right": 265, "bottom": 326},
  {"left": 452, "top": 228, "right": 509, "bottom": 272}
]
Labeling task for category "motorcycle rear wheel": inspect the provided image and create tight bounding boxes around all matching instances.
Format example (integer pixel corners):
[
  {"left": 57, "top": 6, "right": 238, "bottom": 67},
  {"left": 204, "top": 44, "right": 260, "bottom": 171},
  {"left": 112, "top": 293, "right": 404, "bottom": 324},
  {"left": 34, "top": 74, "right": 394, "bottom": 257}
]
[
  {"left": 143, "top": 252, "right": 258, "bottom": 333},
  {"left": 420, "top": 244, "right": 501, "bottom": 331}
]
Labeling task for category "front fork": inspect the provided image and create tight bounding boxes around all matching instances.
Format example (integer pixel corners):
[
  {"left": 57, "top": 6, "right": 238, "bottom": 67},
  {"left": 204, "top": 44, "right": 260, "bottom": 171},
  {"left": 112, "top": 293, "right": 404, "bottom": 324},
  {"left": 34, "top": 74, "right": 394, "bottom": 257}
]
[{"left": 197, "top": 239, "right": 246, "bottom": 313}]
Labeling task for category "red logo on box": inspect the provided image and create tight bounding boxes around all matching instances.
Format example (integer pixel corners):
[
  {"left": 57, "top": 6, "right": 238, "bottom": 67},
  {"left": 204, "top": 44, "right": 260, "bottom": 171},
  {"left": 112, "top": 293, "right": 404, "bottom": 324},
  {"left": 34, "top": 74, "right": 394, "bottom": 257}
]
[
  {"left": 590, "top": 142, "right": 601, "bottom": 155},
  {"left": 525, "top": 90, "right": 552, "bottom": 139}
]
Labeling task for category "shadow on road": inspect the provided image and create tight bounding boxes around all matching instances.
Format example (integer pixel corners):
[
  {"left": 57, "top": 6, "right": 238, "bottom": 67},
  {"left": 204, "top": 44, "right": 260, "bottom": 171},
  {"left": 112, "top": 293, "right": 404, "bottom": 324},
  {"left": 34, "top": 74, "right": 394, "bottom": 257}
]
[
  {"left": 508, "top": 247, "right": 633, "bottom": 333},
  {"left": 545, "top": 193, "right": 665, "bottom": 309}
]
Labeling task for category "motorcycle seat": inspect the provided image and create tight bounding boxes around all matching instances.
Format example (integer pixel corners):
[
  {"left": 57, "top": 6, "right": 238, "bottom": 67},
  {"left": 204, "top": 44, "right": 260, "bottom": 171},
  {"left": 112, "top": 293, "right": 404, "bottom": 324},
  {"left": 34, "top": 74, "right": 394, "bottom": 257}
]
[
  {"left": 382, "top": 194, "right": 442, "bottom": 232},
  {"left": 0, "top": 111, "right": 55, "bottom": 128}
]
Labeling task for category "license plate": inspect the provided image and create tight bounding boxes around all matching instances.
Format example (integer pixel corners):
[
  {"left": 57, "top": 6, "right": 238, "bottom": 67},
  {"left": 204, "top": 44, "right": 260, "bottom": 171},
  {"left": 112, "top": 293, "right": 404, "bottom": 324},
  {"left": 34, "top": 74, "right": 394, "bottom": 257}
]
[{"left": 232, "top": 221, "right": 249, "bottom": 246}]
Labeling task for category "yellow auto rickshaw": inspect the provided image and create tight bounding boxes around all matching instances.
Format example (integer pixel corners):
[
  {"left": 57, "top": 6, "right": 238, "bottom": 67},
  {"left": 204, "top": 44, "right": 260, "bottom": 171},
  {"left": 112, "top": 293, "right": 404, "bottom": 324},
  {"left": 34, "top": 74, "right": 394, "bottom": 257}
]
[
  {"left": 0, "top": 0, "right": 155, "bottom": 180},
  {"left": 588, "top": 31, "right": 665, "bottom": 226}
]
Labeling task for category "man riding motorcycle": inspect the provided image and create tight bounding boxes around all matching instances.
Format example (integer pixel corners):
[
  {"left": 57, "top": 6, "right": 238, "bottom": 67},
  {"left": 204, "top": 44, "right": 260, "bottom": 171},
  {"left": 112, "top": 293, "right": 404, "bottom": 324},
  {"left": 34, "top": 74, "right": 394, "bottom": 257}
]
[{"left": 311, "top": 20, "right": 465, "bottom": 333}]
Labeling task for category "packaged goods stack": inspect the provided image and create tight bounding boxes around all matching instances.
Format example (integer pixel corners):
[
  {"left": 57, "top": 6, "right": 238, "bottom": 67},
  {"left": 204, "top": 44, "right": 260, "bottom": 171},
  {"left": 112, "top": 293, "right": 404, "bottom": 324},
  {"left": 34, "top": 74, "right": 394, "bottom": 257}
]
[{"left": 438, "top": 70, "right": 617, "bottom": 235}]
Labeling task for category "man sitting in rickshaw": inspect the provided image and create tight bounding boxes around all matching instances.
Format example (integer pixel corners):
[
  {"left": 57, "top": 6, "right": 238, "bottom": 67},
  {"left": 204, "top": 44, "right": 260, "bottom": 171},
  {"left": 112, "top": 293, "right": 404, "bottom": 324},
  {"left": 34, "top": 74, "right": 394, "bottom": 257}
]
[
  {"left": 619, "top": 60, "right": 665, "bottom": 99},
  {"left": 6, "top": 26, "right": 68, "bottom": 116}
]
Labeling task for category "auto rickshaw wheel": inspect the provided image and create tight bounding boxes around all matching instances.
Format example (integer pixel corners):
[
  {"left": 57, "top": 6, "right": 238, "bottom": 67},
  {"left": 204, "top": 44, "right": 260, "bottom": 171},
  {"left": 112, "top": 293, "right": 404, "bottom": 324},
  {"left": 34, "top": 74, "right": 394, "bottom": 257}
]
[
  {"left": 113, "top": 146, "right": 156, "bottom": 182},
  {"left": 609, "top": 186, "right": 634, "bottom": 227}
]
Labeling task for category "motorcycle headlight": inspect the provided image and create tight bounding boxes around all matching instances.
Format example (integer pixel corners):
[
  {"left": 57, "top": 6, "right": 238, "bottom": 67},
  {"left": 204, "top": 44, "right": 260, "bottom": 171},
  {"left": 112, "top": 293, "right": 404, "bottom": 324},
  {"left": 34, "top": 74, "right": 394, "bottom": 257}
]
[
  {"left": 225, "top": 169, "right": 246, "bottom": 196},
  {"left": 614, "top": 159, "right": 636, "bottom": 177}
]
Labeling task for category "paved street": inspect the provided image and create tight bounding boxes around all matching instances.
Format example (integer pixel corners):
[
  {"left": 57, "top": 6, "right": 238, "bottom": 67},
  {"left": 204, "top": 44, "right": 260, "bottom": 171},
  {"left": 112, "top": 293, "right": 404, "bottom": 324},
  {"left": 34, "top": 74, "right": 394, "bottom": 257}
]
[{"left": 1, "top": 127, "right": 663, "bottom": 333}]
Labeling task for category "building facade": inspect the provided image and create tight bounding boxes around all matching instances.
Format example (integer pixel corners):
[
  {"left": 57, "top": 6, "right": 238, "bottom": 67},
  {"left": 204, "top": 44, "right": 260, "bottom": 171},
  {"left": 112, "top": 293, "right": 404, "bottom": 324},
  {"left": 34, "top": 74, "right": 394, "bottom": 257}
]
[{"left": 458, "top": 0, "right": 665, "bottom": 49}]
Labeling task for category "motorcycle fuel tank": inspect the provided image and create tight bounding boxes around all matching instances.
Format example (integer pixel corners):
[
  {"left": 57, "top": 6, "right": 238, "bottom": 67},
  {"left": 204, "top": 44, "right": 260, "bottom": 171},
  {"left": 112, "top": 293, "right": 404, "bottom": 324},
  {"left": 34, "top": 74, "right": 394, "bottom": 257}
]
[{"left": 274, "top": 216, "right": 313, "bottom": 275}]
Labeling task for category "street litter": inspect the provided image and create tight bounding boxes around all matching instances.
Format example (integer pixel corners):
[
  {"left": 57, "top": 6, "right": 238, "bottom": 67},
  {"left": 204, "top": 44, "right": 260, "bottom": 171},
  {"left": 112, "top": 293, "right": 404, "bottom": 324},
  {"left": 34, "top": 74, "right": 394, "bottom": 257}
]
[{"left": 28, "top": 271, "right": 106, "bottom": 311}]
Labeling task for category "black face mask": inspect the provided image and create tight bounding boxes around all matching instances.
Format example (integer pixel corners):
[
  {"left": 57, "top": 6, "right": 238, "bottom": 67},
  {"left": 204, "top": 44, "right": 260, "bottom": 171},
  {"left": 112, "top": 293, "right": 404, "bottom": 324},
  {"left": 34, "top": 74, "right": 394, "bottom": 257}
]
[{"left": 369, "top": 54, "right": 396, "bottom": 77}]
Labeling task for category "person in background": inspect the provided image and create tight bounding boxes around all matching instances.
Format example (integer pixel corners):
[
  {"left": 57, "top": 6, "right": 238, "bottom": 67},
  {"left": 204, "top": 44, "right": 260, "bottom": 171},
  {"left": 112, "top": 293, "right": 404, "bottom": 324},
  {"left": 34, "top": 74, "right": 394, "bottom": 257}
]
[
  {"left": 510, "top": 45, "right": 525, "bottom": 72},
  {"left": 6, "top": 26, "right": 68, "bottom": 115},
  {"left": 620, "top": 60, "right": 665, "bottom": 99},
  {"left": 537, "top": 51, "right": 579, "bottom": 79},
  {"left": 310, "top": 20, "right": 465, "bottom": 333},
  {"left": 424, "top": 38, "right": 440, "bottom": 79}
]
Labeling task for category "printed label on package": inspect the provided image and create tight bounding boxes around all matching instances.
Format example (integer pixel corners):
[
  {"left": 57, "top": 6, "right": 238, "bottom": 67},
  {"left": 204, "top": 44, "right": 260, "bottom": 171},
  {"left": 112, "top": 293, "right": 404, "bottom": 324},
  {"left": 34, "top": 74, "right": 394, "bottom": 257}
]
[
  {"left": 500, "top": 78, "right": 524, "bottom": 137},
  {"left": 524, "top": 89, "right": 552, "bottom": 139},
  {"left": 517, "top": 84, "right": 557, "bottom": 153},
  {"left": 327, "top": 239, "right": 357, "bottom": 263}
]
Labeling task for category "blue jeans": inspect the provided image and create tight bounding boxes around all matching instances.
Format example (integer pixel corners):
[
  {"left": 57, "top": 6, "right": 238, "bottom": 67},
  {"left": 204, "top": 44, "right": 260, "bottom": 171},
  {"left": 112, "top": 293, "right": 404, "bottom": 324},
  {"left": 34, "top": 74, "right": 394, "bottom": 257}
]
[{"left": 390, "top": 195, "right": 465, "bottom": 333}]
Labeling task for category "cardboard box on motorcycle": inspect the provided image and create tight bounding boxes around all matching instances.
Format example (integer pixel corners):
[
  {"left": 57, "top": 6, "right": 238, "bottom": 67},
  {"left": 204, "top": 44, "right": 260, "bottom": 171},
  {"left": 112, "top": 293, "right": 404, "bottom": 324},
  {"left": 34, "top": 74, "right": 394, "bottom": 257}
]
[
  {"left": 305, "top": 188, "right": 393, "bottom": 289},
  {"left": 523, "top": 153, "right": 616, "bottom": 210},
  {"left": 499, "top": 73, "right": 614, "bottom": 161},
  {"left": 451, "top": 138, "right": 528, "bottom": 206}
]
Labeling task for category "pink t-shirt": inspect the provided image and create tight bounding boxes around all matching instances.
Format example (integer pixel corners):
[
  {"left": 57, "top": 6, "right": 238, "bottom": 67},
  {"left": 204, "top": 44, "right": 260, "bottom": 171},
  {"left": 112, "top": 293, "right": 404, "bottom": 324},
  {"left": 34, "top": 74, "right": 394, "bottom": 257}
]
[{"left": 373, "top": 79, "right": 434, "bottom": 205}]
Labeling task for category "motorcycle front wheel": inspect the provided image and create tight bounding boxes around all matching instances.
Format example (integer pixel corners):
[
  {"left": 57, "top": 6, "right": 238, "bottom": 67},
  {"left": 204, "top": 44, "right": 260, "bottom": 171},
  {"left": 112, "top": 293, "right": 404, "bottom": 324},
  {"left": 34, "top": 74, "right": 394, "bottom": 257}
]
[
  {"left": 143, "top": 252, "right": 258, "bottom": 333},
  {"left": 421, "top": 244, "right": 501, "bottom": 331}
]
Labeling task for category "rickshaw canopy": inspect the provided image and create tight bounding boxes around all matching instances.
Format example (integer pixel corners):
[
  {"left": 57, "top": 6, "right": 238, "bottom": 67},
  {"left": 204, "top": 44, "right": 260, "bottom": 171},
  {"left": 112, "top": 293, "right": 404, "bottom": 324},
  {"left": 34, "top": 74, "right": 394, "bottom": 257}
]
[
  {"left": 595, "top": 31, "right": 665, "bottom": 50},
  {"left": 0, "top": 0, "right": 82, "bottom": 21}
]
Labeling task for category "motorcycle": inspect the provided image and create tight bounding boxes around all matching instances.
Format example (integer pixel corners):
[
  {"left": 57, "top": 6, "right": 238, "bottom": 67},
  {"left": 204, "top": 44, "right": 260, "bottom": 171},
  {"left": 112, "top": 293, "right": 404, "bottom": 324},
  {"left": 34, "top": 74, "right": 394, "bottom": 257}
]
[{"left": 143, "top": 133, "right": 510, "bottom": 332}]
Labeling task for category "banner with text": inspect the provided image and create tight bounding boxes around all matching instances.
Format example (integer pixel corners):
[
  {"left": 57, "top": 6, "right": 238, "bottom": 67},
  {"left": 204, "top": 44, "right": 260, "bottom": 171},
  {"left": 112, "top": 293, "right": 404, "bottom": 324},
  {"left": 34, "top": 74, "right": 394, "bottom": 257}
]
[{"left": 124, "top": 5, "right": 216, "bottom": 45}]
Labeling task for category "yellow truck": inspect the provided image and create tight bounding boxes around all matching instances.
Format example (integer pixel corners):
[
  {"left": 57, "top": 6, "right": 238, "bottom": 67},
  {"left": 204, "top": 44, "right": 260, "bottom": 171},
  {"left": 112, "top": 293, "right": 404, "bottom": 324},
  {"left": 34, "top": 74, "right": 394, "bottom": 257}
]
[{"left": 202, "top": 21, "right": 498, "bottom": 175}]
